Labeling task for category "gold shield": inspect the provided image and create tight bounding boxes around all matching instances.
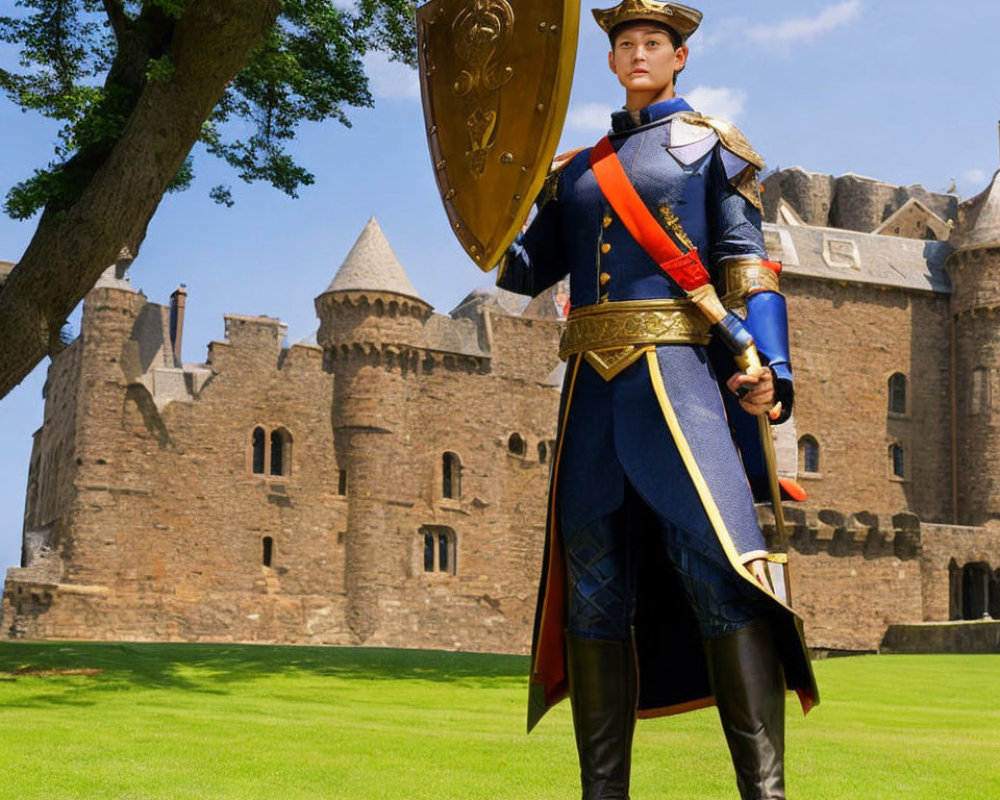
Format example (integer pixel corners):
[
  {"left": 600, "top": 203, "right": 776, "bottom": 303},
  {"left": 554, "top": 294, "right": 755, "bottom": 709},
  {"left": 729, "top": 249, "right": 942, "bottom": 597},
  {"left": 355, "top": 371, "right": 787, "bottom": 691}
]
[{"left": 417, "top": 0, "right": 580, "bottom": 271}]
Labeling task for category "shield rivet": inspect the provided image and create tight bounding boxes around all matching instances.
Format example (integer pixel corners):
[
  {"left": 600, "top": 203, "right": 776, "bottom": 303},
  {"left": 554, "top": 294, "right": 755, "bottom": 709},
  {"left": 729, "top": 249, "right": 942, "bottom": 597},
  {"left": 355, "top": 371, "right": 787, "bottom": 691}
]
[
  {"left": 538, "top": 21, "right": 547, "bottom": 31},
  {"left": 501, "top": 152, "right": 514, "bottom": 164}
]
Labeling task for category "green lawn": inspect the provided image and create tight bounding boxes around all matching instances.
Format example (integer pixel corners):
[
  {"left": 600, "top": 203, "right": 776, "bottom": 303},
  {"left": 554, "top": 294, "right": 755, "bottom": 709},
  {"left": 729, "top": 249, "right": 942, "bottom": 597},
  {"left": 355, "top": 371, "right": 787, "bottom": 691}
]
[{"left": 0, "top": 643, "right": 996, "bottom": 800}]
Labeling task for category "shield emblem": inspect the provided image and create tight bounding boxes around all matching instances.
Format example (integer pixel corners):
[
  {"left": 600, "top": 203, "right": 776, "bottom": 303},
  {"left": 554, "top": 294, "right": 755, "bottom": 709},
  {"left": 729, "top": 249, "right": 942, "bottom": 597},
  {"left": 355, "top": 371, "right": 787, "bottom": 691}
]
[{"left": 417, "top": 0, "right": 580, "bottom": 271}]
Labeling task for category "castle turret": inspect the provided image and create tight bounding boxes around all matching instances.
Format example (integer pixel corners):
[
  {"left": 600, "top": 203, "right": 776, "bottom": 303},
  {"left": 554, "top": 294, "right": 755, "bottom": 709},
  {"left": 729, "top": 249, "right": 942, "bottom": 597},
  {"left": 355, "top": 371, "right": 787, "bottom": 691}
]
[
  {"left": 316, "top": 218, "right": 433, "bottom": 357},
  {"left": 315, "top": 219, "right": 433, "bottom": 643},
  {"left": 947, "top": 170, "right": 1000, "bottom": 524}
]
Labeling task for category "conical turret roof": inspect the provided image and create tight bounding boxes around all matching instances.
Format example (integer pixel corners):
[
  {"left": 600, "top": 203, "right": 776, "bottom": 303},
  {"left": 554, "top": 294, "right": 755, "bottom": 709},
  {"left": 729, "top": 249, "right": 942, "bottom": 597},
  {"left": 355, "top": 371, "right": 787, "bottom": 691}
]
[
  {"left": 952, "top": 170, "right": 1000, "bottom": 252},
  {"left": 323, "top": 218, "right": 424, "bottom": 302}
]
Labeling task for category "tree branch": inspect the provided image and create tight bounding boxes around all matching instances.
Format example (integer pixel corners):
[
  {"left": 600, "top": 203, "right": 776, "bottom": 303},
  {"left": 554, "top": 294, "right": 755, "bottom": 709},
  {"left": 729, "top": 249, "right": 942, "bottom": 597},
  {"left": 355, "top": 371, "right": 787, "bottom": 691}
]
[
  {"left": 0, "top": 0, "right": 281, "bottom": 399},
  {"left": 101, "top": 0, "right": 129, "bottom": 44}
]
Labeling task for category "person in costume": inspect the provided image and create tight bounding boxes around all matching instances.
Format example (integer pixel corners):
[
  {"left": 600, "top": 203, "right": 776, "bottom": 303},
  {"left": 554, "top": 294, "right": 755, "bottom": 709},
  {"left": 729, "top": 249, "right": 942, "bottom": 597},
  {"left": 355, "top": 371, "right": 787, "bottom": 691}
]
[{"left": 496, "top": 2, "right": 819, "bottom": 799}]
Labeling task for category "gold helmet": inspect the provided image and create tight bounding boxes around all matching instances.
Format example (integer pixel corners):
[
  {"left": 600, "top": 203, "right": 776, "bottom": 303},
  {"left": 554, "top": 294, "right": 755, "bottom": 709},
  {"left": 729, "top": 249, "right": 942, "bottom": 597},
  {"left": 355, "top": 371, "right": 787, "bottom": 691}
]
[{"left": 593, "top": 0, "right": 703, "bottom": 41}]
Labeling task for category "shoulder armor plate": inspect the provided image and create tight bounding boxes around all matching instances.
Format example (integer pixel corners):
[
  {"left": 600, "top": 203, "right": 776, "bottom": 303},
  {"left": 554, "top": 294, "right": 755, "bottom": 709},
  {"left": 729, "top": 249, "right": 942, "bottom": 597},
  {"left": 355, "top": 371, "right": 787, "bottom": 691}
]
[{"left": 677, "top": 112, "right": 765, "bottom": 171}]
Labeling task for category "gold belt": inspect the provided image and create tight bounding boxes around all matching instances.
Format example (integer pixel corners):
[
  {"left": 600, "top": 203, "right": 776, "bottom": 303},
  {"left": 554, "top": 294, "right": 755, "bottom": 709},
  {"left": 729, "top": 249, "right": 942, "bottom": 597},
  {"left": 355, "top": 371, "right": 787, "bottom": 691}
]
[{"left": 559, "top": 299, "right": 712, "bottom": 381}]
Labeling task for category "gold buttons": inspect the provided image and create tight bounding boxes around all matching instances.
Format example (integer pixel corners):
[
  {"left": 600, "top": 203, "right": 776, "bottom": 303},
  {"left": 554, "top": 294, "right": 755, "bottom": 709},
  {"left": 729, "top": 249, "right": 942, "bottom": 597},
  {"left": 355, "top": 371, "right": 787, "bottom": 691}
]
[
  {"left": 600, "top": 243, "right": 612, "bottom": 255},
  {"left": 600, "top": 272, "right": 611, "bottom": 286},
  {"left": 602, "top": 216, "right": 613, "bottom": 228}
]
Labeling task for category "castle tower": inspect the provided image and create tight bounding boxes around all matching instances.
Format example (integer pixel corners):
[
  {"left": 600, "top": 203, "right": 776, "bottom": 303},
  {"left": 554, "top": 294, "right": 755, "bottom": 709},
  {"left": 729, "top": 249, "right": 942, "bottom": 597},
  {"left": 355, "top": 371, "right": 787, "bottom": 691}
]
[
  {"left": 314, "top": 219, "right": 433, "bottom": 643},
  {"left": 947, "top": 170, "right": 1000, "bottom": 524},
  {"left": 19, "top": 266, "right": 144, "bottom": 587}
]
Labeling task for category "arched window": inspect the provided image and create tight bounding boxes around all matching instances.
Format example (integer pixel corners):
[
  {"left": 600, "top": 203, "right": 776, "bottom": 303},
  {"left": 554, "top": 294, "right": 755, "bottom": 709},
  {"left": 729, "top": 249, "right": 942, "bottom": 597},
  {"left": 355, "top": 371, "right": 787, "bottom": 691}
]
[
  {"left": 798, "top": 435, "right": 820, "bottom": 474},
  {"left": 251, "top": 427, "right": 266, "bottom": 475},
  {"left": 270, "top": 428, "right": 292, "bottom": 476},
  {"left": 442, "top": 452, "right": 461, "bottom": 499},
  {"left": 888, "top": 373, "right": 907, "bottom": 416},
  {"left": 890, "top": 443, "right": 905, "bottom": 479},
  {"left": 250, "top": 426, "right": 292, "bottom": 477},
  {"left": 538, "top": 441, "right": 548, "bottom": 463},
  {"left": 420, "top": 526, "right": 457, "bottom": 575},
  {"left": 960, "top": 562, "right": 993, "bottom": 620},
  {"left": 262, "top": 536, "right": 274, "bottom": 568},
  {"left": 508, "top": 433, "right": 525, "bottom": 456},
  {"left": 971, "top": 367, "right": 989, "bottom": 415}
]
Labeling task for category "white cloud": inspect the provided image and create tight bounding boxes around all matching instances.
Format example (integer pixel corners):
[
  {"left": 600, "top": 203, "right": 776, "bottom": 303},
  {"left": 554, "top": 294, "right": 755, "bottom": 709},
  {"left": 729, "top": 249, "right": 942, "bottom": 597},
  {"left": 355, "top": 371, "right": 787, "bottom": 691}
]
[
  {"left": 963, "top": 168, "right": 988, "bottom": 187},
  {"left": 746, "top": 1, "right": 862, "bottom": 48},
  {"left": 566, "top": 102, "right": 615, "bottom": 132},
  {"left": 683, "top": 86, "right": 747, "bottom": 123},
  {"left": 363, "top": 52, "right": 420, "bottom": 101}
]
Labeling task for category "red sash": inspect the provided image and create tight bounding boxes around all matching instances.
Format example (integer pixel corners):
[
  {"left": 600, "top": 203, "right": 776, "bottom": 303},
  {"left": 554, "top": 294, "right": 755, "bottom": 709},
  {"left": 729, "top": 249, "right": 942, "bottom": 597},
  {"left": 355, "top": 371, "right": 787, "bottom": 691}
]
[{"left": 589, "top": 136, "right": 711, "bottom": 292}]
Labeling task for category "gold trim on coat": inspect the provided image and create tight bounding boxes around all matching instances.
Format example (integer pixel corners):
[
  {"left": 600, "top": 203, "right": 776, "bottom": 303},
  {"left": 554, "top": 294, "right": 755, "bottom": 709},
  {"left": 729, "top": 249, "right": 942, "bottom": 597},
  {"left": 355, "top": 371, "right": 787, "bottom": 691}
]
[{"left": 644, "top": 350, "right": 791, "bottom": 611}]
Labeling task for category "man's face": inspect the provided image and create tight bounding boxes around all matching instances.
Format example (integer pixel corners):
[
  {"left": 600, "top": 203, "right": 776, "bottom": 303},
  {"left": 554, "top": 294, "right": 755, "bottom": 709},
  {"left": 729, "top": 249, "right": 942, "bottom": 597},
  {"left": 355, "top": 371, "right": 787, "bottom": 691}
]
[{"left": 608, "top": 23, "right": 688, "bottom": 95}]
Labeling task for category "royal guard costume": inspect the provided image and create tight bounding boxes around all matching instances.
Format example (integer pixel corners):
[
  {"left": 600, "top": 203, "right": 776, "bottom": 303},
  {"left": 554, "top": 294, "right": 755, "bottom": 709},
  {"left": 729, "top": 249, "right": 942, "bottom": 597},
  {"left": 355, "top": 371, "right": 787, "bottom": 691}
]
[{"left": 494, "top": 2, "right": 819, "bottom": 799}]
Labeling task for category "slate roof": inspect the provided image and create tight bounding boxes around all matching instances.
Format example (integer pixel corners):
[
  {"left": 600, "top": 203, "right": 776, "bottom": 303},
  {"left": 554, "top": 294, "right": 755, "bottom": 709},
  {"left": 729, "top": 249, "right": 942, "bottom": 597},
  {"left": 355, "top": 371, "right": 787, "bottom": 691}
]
[
  {"left": 763, "top": 222, "right": 952, "bottom": 295},
  {"left": 449, "top": 285, "right": 530, "bottom": 320}
]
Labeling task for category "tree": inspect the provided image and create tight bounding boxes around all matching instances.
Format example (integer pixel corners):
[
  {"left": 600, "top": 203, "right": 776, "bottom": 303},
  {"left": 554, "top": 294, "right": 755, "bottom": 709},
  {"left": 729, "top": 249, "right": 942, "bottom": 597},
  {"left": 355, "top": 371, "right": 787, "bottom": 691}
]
[{"left": 0, "top": 0, "right": 416, "bottom": 399}]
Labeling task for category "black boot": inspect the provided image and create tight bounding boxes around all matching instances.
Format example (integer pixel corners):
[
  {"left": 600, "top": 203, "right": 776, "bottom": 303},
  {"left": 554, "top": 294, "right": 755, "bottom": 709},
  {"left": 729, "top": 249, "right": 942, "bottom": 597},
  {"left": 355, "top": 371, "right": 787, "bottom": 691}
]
[
  {"left": 565, "top": 633, "right": 638, "bottom": 800},
  {"left": 706, "top": 619, "right": 786, "bottom": 800}
]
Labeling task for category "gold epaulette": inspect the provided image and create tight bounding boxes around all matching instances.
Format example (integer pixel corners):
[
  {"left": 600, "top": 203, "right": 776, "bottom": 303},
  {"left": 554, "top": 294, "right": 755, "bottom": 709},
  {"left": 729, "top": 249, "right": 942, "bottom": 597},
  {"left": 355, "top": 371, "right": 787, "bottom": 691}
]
[
  {"left": 678, "top": 112, "right": 764, "bottom": 170},
  {"left": 678, "top": 112, "right": 765, "bottom": 211}
]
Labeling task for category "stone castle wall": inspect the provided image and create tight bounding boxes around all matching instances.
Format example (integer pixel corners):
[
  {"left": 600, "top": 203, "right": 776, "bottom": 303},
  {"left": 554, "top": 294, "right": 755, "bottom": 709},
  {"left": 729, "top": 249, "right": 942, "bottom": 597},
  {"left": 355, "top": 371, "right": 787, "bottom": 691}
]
[
  {"left": 4, "top": 188, "right": 1000, "bottom": 654},
  {"left": 2, "top": 284, "right": 564, "bottom": 653},
  {"left": 784, "top": 276, "right": 953, "bottom": 522},
  {"left": 948, "top": 246, "right": 1000, "bottom": 525}
]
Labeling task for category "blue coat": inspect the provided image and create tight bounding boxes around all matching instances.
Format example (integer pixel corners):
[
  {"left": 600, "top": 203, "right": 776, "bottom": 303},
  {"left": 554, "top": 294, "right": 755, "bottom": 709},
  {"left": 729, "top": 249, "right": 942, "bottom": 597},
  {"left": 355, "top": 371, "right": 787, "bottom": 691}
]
[{"left": 498, "top": 97, "right": 819, "bottom": 730}]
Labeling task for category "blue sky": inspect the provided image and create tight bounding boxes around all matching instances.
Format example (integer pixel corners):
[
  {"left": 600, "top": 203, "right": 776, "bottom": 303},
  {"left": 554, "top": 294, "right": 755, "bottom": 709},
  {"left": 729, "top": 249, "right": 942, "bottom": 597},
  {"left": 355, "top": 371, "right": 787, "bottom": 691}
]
[{"left": 1, "top": 0, "right": 999, "bottom": 572}]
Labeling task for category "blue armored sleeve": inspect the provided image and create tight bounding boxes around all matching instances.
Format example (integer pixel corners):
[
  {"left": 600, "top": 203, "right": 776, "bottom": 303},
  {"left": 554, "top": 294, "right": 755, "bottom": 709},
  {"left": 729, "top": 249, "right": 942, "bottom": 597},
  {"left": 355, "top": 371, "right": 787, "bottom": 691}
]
[
  {"left": 705, "top": 143, "right": 794, "bottom": 419},
  {"left": 495, "top": 180, "right": 566, "bottom": 297},
  {"left": 744, "top": 290, "right": 792, "bottom": 387},
  {"left": 706, "top": 145, "right": 768, "bottom": 266}
]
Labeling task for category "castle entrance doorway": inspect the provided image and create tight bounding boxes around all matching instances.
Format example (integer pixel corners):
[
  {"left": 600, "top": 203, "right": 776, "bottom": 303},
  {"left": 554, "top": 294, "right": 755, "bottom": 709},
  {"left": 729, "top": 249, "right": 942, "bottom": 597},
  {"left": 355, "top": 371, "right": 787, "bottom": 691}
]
[{"left": 959, "top": 561, "right": 994, "bottom": 620}]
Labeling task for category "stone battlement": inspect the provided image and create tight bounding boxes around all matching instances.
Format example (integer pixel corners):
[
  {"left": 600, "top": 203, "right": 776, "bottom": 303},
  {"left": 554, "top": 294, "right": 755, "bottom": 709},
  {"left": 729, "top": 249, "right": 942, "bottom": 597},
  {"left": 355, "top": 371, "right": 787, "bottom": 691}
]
[{"left": 762, "top": 167, "right": 958, "bottom": 238}]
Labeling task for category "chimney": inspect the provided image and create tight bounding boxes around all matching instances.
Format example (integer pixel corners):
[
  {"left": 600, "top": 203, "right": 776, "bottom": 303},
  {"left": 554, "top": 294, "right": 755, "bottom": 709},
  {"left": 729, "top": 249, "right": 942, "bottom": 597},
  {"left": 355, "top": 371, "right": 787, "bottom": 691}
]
[{"left": 169, "top": 285, "right": 187, "bottom": 367}]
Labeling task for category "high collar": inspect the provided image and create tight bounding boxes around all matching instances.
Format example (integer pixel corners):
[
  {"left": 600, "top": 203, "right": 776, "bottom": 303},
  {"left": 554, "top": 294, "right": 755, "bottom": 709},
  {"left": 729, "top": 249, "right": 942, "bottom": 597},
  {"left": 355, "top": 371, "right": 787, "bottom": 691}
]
[{"left": 610, "top": 96, "right": 693, "bottom": 133}]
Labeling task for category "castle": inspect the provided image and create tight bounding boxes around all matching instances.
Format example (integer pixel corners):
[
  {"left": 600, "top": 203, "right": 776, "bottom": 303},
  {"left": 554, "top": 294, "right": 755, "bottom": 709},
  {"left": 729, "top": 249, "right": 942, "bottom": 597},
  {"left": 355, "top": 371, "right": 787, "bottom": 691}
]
[{"left": 3, "top": 165, "right": 1000, "bottom": 654}]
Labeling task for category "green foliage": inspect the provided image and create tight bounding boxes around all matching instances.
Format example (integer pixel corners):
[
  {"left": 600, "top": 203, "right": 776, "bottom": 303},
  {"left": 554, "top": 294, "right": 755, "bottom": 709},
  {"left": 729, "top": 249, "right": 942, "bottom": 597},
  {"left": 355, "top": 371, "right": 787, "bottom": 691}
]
[
  {"left": 0, "top": 644, "right": 998, "bottom": 800},
  {"left": 144, "top": 53, "right": 174, "bottom": 83},
  {"left": 209, "top": 184, "right": 234, "bottom": 207},
  {"left": 165, "top": 155, "right": 193, "bottom": 193},
  {"left": 148, "top": 0, "right": 191, "bottom": 21},
  {"left": 0, "top": 0, "right": 417, "bottom": 217}
]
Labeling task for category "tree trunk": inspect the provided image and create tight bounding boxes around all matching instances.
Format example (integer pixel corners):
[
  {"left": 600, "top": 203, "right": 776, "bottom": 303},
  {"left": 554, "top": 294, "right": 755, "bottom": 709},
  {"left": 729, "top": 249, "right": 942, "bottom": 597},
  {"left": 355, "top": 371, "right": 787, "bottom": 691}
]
[{"left": 0, "top": 0, "right": 281, "bottom": 399}]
